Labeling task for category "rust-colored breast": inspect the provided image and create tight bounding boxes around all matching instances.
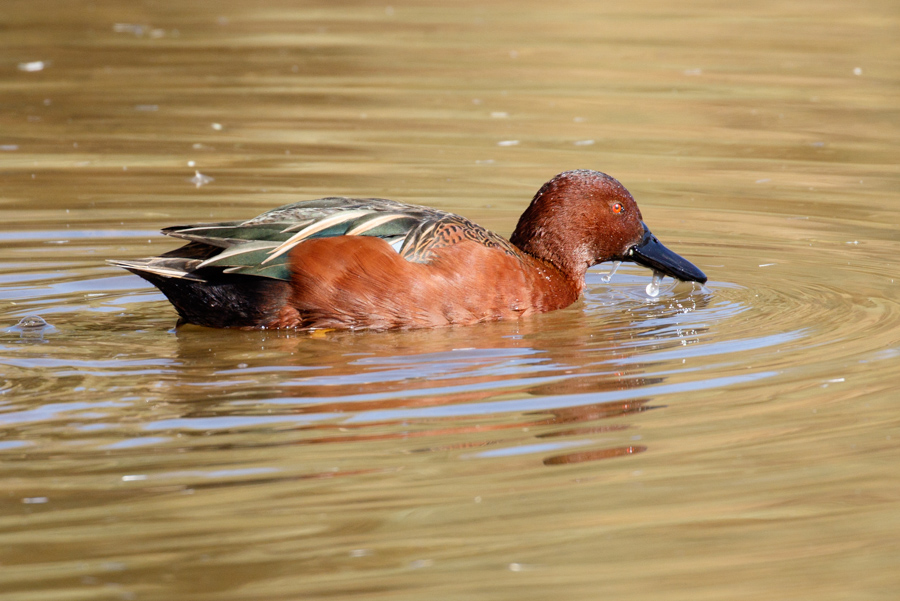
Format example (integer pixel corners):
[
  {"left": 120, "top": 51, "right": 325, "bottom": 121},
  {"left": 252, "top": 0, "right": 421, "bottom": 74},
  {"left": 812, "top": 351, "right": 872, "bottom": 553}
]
[{"left": 270, "top": 236, "right": 579, "bottom": 330}]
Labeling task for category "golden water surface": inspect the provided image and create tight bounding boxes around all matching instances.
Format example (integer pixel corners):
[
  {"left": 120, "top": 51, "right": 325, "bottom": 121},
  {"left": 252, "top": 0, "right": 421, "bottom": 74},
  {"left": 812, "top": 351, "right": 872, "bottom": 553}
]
[{"left": 1, "top": 1, "right": 898, "bottom": 599}]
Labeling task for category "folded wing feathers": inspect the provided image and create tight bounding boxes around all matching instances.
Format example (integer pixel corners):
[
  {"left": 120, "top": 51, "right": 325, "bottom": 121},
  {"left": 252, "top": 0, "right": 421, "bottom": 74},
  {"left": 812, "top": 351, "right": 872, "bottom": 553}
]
[
  {"left": 222, "top": 263, "right": 291, "bottom": 280},
  {"left": 345, "top": 213, "right": 409, "bottom": 236},
  {"left": 107, "top": 259, "right": 205, "bottom": 281},
  {"left": 196, "top": 240, "right": 280, "bottom": 270},
  {"left": 280, "top": 218, "right": 320, "bottom": 233},
  {"left": 163, "top": 224, "right": 244, "bottom": 248},
  {"left": 262, "top": 209, "right": 413, "bottom": 264},
  {"left": 113, "top": 199, "right": 456, "bottom": 288},
  {"left": 166, "top": 223, "right": 310, "bottom": 246},
  {"left": 136, "top": 207, "right": 430, "bottom": 280}
]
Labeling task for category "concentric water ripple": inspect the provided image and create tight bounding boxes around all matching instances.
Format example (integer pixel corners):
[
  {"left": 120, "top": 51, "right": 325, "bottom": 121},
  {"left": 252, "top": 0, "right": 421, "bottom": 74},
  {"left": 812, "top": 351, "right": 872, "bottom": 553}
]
[{"left": 3, "top": 221, "right": 864, "bottom": 469}]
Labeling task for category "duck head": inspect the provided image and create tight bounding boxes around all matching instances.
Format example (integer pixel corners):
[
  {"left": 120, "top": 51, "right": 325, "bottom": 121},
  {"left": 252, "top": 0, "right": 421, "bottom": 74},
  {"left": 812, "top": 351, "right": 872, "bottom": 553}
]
[{"left": 510, "top": 170, "right": 707, "bottom": 291}]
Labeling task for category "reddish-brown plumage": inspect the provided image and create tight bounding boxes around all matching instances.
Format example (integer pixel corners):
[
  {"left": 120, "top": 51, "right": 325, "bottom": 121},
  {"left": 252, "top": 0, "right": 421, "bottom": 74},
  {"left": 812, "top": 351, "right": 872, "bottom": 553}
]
[
  {"left": 510, "top": 170, "right": 645, "bottom": 286},
  {"left": 111, "top": 169, "right": 707, "bottom": 330},
  {"left": 271, "top": 236, "right": 577, "bottom": 329}
]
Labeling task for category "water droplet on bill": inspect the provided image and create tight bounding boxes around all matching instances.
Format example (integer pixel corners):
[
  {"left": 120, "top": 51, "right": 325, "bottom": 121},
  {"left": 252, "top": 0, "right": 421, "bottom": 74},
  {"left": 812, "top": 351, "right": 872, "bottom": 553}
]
[
  {"left": 601, "top": 261, "right": 621, "bottom": 283},
  {"left": 645, "top": 270, "right": 663, "bottom": 297}
]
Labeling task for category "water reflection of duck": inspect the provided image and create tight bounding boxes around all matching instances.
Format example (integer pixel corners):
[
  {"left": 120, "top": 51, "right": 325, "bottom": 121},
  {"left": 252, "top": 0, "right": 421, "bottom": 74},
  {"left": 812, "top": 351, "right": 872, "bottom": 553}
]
[
  {"left": 111, "top": 170, "right": 706, "bottom": 330},
  {"left": 158, "top": 306, "right": 708, "bottom": 468},
  {"left": 164, "top": 305, "right": 707, "bottom": 421}
]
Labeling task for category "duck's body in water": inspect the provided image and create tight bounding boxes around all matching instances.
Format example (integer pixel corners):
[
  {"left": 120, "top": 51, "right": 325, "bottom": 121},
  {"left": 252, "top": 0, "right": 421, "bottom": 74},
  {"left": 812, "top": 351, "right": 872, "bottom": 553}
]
[{"left": 111, "top": 170, "right": 707, "bottom": 330}]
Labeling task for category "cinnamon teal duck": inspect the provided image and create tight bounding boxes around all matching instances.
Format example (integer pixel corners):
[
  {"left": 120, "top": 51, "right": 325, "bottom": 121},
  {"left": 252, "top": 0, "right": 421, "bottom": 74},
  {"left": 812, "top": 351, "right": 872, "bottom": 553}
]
[{"left": 111, "top": 169, "right": 707, "bottom": 330}]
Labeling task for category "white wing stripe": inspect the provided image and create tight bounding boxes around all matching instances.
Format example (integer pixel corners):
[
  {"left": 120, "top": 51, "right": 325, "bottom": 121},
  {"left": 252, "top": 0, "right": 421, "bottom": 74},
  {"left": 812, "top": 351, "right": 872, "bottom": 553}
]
[
  {"left": 262, "top": 210, "right": 369, "bottom": 264},
  {"left": 345, "top": 213, "right": 406, "bottom": 236},
  {"left": 196, "top": 241, "right": 279, "bottom": 269}
]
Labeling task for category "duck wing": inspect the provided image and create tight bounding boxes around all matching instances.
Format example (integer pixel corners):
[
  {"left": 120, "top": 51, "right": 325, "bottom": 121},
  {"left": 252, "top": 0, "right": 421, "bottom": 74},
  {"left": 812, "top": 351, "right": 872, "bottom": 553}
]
[{"left": 111, "top": 197, "right": 517, "bottom": 282}]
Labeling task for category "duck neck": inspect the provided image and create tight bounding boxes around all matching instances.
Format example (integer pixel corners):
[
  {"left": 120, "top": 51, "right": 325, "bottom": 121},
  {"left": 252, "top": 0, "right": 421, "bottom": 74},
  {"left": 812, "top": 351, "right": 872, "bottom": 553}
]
[
  {"left": 510, "top": 190, "right": 595, "bottom": 294},
  {"left": 513, "top": 242, "right": 587, "bottom": 297},
  {"left": 510, "top": 221, "right": 590, "bottom": 293}
]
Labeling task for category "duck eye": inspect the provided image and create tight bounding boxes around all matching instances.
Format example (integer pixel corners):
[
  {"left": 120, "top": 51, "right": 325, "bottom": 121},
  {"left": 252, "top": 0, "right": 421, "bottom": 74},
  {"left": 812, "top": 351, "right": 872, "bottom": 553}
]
[{"left": 612, "top": 202, "right": 624, "bottom": 214}]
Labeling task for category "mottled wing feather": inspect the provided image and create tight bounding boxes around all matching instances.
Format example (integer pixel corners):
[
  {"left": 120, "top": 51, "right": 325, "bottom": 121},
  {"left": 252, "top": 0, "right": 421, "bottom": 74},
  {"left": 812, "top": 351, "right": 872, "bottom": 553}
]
[
  {"left": 400, "top": 216, "right": 521, "bottom": 263},
  {"left": 242, "top": 197, "right": 447, "bottom": 226}
]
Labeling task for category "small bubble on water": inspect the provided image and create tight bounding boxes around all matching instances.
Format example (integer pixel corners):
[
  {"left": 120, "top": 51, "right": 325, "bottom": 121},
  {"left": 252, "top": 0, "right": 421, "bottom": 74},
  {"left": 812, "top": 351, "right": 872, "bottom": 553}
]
[
  {"left": 18, "top": 60, "right": 47, "bottom": 72},
  {"left": 16, "top": 315, "right": 50, "bottom": 329},
  {"left": 113, "top": 23, "right": 146, "bottom": 36},
  {"left": 189, "top": 170, "right": 214, "bottom": 187},
  {"left": 409, "top": 559, "right": 433, "bottom": 569}
]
